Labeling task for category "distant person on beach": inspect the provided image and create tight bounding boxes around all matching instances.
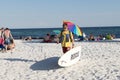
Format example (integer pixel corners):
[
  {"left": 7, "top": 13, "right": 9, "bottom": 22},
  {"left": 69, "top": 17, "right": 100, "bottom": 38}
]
[
  {"left": 3, "top": 28, "right": 15, "bottom": 52},
  {"left": 54, "top": 35, "right": 59, "bottom": 43},
  {"left": 24, "top": 36, "right": 32, "bottom": 41},
  {"left": 111, "top": 34, "right": 116, "bottom": 39},
  {"left": 88, "top": 33, "right": 95, "bottom": 41},
  {"left": 59, "top": 23, "right": 74, "bottom": 53},
  {"left": 105, "top": 33, "right": 115, "bottom": 40},
  {"left": 97, "top": 35, "right": 103, "bottom": 41},
  {"left": 44, "top": 33, "right": 52, "bottom": 42}
]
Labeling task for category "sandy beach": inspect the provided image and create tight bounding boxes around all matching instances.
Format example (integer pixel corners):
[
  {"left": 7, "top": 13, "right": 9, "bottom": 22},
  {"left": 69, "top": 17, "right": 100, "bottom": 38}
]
[{"left": 0, "top": 39, "right": 120, "bottom": 80}]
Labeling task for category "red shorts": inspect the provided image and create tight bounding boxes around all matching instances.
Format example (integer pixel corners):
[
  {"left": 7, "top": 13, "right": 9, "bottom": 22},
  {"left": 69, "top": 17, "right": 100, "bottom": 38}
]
[{"left": 62, "top": 47, "right": 71, "bottom": 53}]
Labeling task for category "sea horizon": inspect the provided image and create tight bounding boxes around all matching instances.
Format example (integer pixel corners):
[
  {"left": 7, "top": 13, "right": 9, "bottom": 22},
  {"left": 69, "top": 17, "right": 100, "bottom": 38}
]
[{"left": 10, "top": 26, "right": 120, "bottom": 29}]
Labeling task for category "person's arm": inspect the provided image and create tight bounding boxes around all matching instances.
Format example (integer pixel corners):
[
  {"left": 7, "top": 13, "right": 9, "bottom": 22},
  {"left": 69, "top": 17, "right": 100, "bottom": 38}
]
[{"left": 1, "top": 32, "right": 5, "bottom": 39}]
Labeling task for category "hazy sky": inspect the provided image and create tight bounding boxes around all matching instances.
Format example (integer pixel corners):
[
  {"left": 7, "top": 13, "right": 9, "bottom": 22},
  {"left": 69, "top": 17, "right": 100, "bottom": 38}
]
[{"left": 0, "top": 0, "right": 120, "bottom": 28}]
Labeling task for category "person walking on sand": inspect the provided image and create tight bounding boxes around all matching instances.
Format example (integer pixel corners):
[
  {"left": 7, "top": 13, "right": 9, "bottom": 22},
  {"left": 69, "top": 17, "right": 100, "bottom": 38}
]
[
  {"left": 3, "top": 28, "right": 14, "bottom": 52},
  {"left": 59, "top": 23, "right": 74, "bottom": 53}
]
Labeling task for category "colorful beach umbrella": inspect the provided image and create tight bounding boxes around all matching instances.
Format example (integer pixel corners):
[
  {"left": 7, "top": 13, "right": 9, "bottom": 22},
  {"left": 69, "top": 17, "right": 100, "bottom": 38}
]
[{"left": 63, "top": 21, "right": 83, "bottom": 36}]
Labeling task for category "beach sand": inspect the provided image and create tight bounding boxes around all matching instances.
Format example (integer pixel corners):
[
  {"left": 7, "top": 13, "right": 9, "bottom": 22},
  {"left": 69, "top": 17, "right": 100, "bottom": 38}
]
[{"left": 0, "top": 40, "right": 120, "bottom": 80}]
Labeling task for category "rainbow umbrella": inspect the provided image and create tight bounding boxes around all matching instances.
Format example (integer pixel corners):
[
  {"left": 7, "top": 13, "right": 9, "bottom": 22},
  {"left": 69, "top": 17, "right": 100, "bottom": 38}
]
[{"left": 63, "top": 21, "right": 83, "bottom": 36}]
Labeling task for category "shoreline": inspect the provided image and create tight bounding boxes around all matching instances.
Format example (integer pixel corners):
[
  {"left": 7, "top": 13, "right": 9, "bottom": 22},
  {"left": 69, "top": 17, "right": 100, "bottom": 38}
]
[{"left": 16, "top": 38, "right": 120, "bottom": 42}]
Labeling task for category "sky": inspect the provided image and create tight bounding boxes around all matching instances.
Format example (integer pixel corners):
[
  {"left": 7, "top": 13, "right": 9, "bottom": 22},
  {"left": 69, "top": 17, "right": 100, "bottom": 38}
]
[{"left": 0, "top": 0, "right": 120, "bottom": 28}]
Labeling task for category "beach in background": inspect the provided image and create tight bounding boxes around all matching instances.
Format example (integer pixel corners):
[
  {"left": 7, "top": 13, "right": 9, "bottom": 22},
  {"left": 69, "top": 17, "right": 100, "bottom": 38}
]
[
  {"left": 0, "top": 39, "right": 120, "bottom": 80},
  {"left": 1, "top": 0, "right": 120, "bottom": 79},
  {"left": 0, "top": 26, "right": 120, "bottom": 80}
]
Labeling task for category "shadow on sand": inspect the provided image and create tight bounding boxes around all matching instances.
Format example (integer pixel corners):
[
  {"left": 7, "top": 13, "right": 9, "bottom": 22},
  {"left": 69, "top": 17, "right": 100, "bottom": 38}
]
[
  {"left": 0, "top": 58, "right": 35, "bottom": 62},
  {"left": 30, "top": 57, "right": 61, "bottom": 70}
]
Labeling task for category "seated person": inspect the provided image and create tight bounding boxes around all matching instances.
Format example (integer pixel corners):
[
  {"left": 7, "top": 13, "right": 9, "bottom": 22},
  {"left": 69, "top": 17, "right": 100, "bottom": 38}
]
[
  {"left": 3, "top": 28, "right": 15, "bottom": 52},
  {"left": 97, "top": 35, "right": 103, "bottom": 41},
  {"left": 89, "top": 34, "right": 95, "bottom": 41},
  {"left": 54, "top": 35, "right": 59, "bottom": 43},
  {"left": 44, "top": 33, "right": 52, "bottom": 42},
  {"left": 24, "top": 36, "right": 32, "bottom": 41},
  {"left": 105, "top": 34, "right": 113, "bottom": 40},
  {"left": 7, "top": 39, "right": 15, "bottom": 53}
]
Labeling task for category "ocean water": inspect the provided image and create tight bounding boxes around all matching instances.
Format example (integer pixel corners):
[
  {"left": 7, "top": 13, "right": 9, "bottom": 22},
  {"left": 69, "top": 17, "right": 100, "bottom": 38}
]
[{"left": 11, "top": 26, "right": 120, "bottom": 39}]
